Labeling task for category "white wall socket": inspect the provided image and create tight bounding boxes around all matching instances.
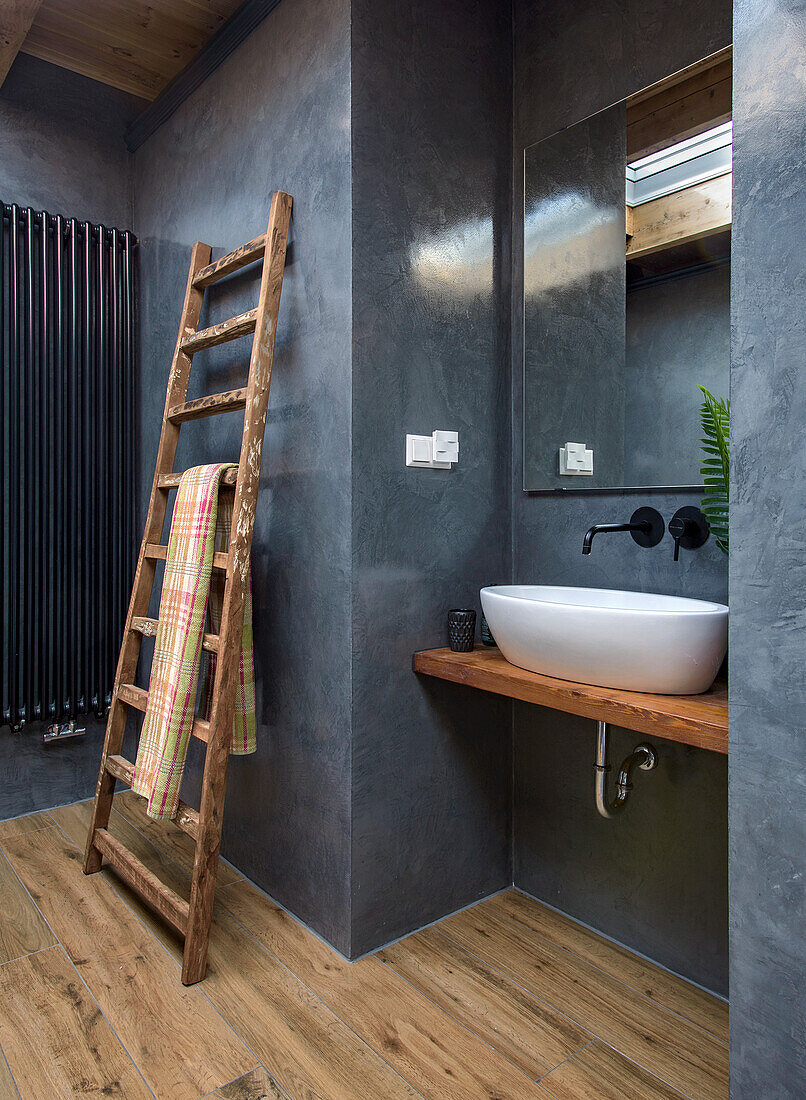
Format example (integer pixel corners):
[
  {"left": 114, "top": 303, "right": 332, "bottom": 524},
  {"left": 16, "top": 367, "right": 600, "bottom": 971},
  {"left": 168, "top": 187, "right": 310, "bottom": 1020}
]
[{"left": 406, "top": 430, "right": 459, "bottom": 469}]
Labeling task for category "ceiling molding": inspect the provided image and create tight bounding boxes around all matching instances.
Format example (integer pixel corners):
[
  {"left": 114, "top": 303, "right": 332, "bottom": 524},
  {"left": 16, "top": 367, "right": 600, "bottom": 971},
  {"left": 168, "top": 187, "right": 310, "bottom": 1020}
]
[{"left": 125, "top": 0, "right": 283, "bottom": 153}]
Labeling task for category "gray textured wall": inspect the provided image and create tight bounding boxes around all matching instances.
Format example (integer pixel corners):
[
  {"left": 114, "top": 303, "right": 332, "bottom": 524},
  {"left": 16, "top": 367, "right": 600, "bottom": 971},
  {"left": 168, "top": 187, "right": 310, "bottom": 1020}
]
[
  {"left": 512, "top": 0, "right": 731, "bottom": 994},
  {"left": 349, "top": 0, "right": 513, "bottom": 955},
  {"left": 0, "top": 55, "right": 141, "bottom": 820},
  {"left": 730, "top": 0, "right": 806, "bottom": 1091},
  {"left": 0, "top": 54, "right": 141, "bottom": 227},
  {"left": 132, "top": 0, "right": 354, "bottom": 953}
]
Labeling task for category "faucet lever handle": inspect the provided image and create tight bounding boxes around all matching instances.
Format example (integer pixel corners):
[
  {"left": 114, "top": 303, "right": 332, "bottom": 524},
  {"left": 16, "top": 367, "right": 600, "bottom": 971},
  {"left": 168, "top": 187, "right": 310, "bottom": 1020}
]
[{"left": 668, "top": 507, "right": 709, "bottom": 561}]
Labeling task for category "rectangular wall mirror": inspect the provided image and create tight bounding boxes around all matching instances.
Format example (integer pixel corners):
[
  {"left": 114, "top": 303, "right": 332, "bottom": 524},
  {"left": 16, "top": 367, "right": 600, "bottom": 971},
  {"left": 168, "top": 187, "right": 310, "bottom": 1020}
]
[{"left": 523, "top": 48, "right": 732, "bottom": 492}]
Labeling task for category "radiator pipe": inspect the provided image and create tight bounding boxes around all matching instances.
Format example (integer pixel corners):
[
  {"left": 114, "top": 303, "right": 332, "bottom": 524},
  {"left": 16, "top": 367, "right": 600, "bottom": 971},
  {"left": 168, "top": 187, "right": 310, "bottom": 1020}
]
[
  {"left": 0, "top": 204, "right": 4, "bottom": 723},
  {"left": 54, "top": 214, "right": 66, "bottom": 718},
  {"left": 68, "top": 220, "right": 79, "bottom": 718},
  {"left": 41, "top": 212, "right": 55, "bottom": 717},
  {"left": 123, "top": 230, "right": 136, "bottom": 672},
  {"left": 24, "top": 209, "right": 36, "bottom": 717},
  {"left": 594, "top": 721, "right": 657, "bottom": 818},
  {"left": 9, "top": 206, "right": 21, "bottom": 727},
  {"left": 84, "top": 220, "right": 95, "bottom": 714},
  {"left": 107, "top": 229, "right": 119, "bottom": 703}
]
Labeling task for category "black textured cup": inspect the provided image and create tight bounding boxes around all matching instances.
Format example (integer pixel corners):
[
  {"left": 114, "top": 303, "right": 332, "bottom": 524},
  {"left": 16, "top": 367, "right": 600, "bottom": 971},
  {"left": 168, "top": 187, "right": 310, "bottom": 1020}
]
[{"left": 447, "top": 609, "right": 476, "bottom": 652}]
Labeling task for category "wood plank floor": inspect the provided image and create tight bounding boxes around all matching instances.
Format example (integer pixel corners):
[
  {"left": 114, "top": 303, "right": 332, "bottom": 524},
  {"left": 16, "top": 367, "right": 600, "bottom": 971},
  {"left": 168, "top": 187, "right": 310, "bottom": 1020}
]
[{"left": 0, "top": 798, "right": 728, "bottom": 1100}]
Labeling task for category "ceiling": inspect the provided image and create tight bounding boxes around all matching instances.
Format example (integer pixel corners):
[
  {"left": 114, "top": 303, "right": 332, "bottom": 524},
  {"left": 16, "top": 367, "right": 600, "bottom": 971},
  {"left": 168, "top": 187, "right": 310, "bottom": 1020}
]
[{"left": 13, "top": 0, "right": 246, "bottom": 100}]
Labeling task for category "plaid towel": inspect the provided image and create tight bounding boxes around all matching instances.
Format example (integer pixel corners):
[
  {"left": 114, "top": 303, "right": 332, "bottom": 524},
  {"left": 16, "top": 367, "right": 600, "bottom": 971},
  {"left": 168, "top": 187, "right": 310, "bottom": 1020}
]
[{"left": 132, "top": 463, "right": 256, "bottom": 821}]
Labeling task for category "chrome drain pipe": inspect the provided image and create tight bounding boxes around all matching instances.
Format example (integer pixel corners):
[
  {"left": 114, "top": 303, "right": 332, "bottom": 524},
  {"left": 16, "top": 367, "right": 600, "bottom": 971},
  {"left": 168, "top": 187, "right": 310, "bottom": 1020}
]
[{"left": 594, "top": 721, "right": 657, "bottom": 818}]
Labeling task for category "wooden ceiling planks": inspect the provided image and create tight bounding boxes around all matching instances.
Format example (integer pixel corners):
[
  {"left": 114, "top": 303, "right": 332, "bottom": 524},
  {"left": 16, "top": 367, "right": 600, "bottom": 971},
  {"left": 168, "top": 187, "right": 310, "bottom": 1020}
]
[
  {"left": 0, "top": 0, "right": 43, "bottom": 86},
  {"left": 626, "top": 46, "right": 733, "bottom": 162},
  {"left": 18, "top": 0, "right": 244, "bottom": 100}
]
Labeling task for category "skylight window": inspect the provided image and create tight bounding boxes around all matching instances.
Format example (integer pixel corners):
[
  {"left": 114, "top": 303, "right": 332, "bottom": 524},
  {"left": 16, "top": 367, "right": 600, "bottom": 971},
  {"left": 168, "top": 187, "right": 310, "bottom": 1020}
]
[{"left": 626, "top": 122, "right": 732, "bottom": 207}]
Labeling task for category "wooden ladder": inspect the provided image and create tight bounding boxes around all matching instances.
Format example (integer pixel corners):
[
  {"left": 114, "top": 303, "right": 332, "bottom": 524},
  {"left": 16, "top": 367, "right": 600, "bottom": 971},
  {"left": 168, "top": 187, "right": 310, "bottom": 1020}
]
[{"left": 83, "top": 191, "right": 293, "bottom": 985}]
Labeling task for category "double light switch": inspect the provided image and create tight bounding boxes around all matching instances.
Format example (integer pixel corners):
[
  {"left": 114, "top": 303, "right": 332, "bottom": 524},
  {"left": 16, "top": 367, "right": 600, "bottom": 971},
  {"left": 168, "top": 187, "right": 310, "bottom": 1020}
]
[
  {"left": 406, "top": 430, "right": 459, "bottom": 469},
  {"left": 559, "top": 441, "right": 593, "bottom": 476}
]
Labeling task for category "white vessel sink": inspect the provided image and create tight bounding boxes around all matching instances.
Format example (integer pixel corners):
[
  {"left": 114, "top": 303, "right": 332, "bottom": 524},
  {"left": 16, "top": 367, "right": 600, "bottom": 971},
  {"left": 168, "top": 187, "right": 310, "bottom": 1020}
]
[{"left": 480, "top": 585, "right": 728, "bottom": 695}]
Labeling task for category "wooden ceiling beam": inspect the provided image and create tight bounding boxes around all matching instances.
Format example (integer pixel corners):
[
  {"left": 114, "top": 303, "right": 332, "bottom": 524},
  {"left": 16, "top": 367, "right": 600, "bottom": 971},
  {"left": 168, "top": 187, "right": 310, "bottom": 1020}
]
[
  {"left": 626, "top": 173, "right": 732, "bottom": 260},
  {"left": 0, "top": 0, "right": 43, "bottom": 88}
]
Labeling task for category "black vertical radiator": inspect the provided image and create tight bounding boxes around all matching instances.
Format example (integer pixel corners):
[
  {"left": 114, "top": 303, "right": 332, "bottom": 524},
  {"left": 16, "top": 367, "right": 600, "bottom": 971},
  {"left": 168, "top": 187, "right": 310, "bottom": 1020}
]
[{"left": 1, "top": 204, "right": 137, "bottom": 730}]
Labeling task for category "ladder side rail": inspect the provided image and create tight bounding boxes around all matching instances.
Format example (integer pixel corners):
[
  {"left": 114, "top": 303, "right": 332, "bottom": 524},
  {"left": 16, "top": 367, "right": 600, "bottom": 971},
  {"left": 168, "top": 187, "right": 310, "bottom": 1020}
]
[
  {"left": 182, "top": 192, "right": 292, "bottom": 984},
  {"left": 83, "top": 241, "right": 212, "bottom": 874}
]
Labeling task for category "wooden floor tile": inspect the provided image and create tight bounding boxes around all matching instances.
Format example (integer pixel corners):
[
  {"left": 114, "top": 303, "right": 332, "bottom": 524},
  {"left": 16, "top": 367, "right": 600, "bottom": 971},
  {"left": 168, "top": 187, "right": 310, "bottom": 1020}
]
[
  {"left": 539, "top": 1041, "right": 686, "bottom": 1099},
  {"left": 492, "top": 890, "right": 729, "bottom": 1041},
  {"left": 0, "top": 945, "right": 151, "bottom": 1099},
  {"left": 0, "top": 811, "right": 54, "bottom": 841},
  {"left": 0, "top": 1046, "right": 19, "bottom": 1099},
  {"left": 195, "top": 905, "right": 420, "bottom": 1099},
  {"left": 221, "top": 879, "right": 549, "bottom": 1099},
  {"left": 49, "top": 800, "right": 189, "bottom": 954},
  {"left": 51, "top": 800, "right": 188, "bottom": 891},
  {"left": 113, "top": 790, "right": 241, "bottom": 885},
  {"left": 0, "top": 850, "right": 55, "bottom": 964},
  {"left": 1, "top": 828, "right": 255, "bottom": 1100},
  {"left": 203, "top": 1066, "right": 283, "bottom": 1099},
  {"left": 439, "top": 902, "right": 728, "bottom": 1099},
  {"left": 380, "top": 926, "right": 591, "bottom": 1080}
]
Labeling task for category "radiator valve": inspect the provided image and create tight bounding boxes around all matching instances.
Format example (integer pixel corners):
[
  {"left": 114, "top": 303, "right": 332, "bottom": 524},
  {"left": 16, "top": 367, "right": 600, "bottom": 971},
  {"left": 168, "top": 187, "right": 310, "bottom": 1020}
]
[{"left": 43, "top": 721, "right": 86, "bottom": 746}]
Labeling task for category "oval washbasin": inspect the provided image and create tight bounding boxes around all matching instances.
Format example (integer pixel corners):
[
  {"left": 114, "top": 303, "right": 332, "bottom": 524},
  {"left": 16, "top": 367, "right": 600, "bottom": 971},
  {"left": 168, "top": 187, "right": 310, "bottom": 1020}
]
[{"left": 480, "top": 585, "right": 728, "bottom": 695}]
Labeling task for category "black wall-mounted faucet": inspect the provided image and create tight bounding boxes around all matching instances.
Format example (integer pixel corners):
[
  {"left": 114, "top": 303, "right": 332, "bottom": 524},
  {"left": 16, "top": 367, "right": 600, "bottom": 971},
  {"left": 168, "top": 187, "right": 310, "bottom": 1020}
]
[
  {"left": 668, "top": 506, "right": 710, "bottom": 561},
  {"left": 582, "top": 507, "right": 665, "bottom": 555}
]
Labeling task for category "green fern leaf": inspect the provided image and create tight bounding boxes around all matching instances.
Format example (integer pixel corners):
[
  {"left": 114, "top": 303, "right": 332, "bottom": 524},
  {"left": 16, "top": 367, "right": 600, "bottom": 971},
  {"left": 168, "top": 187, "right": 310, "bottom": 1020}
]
[{"left": 698, "top": 385, "right": 729, "bottom": 554}]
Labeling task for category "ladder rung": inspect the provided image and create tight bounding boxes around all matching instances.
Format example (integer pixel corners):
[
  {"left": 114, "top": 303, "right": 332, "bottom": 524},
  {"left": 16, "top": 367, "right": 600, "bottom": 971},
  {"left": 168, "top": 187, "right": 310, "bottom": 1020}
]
[
  {"left": 106, "top": 753, "right": 135, "bottom": 785},
  {"left": 116, "top": 684, "right": 211, "bottom": 744},
  {"left": 180, "top": 309, "right": 257, "bottom": 354},
  {"left": 131, "top": 617, "right": 219, "bottom": 653},
  {"left": 158, "top": 468, "right": 238, "bottom": 491},
  {"left": 192, "top": 234, "right": 266, "bottom": 288},
  {"left": 105, "top": 755, "right": 200, "bottom": 840},
  {"left": 167, "top": 388, "right": 247, "bottom": 424},
  {"left": 144, "top": 543, "right": 228, "bottom": 571},
  {"left": 93, "top": 828, "right": 190, "bottom": 935},
  {"left": 117, "top": 683, "right": 148, "bottom": 712}
]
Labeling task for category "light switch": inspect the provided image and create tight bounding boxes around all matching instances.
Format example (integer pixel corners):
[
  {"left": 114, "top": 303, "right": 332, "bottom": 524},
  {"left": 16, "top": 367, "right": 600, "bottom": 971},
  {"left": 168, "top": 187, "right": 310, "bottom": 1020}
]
[
  {"left": 406, "top": 430, "right": 459, "bottom": 469},
  {"left": 412, "top": 436, "right": 431, "bottom": 463},
  {"left": 559, "top": 441, "right": 593, "bottom": 476},
  {"left": 432, "top": 430, "right": 459, "bottom": 463}
]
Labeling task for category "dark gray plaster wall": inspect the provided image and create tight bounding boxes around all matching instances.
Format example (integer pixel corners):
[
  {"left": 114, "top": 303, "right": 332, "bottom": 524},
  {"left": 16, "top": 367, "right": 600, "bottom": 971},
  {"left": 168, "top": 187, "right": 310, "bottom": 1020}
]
[
  {"left": 132, "top": 0, "right": 354, "bottom": 953},
  {"left": 0, "top": 54, "right": 141, "bottom": 227},
  {"left": 512, "top": 0, "right": 731, "bottom": 993},
  {"left": 730, "top": 0, "right": 806, "bottom": 1090},
  {"left": 625, "top": 263, "right": 730, "bottom": 486},
  {"left": 0, "top": 724, "right": 107, "bottom": 820},
  {"left": 0, "top": 55, "right": 141, "bottom": 819},
  {"left": 349, "top": 0, "right": 513, "bottom": 955}
]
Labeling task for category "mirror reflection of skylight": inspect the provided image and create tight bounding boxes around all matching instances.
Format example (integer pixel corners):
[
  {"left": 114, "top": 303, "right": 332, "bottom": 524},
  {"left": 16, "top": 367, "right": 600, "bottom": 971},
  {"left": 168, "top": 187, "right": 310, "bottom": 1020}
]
[{"left": 626, "top": 121, "right": 732, "bottom": 207}]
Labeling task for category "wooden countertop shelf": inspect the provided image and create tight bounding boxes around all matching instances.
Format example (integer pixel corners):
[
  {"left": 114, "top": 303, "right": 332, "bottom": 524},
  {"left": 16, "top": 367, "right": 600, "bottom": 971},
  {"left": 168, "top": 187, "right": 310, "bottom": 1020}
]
[{"left": 413, "top": 646, "right": 727, "bottom": 754}]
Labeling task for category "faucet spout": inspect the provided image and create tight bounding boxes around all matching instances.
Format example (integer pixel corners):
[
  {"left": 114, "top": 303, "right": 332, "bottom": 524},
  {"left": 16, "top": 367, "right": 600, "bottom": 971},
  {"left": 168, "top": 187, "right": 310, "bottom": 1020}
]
[
  {"left": 581, "top": 507, "right": 665, "bottom": 555},
  {"left": 582, "top": 522, "right": 640, "bottom": 555}
]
